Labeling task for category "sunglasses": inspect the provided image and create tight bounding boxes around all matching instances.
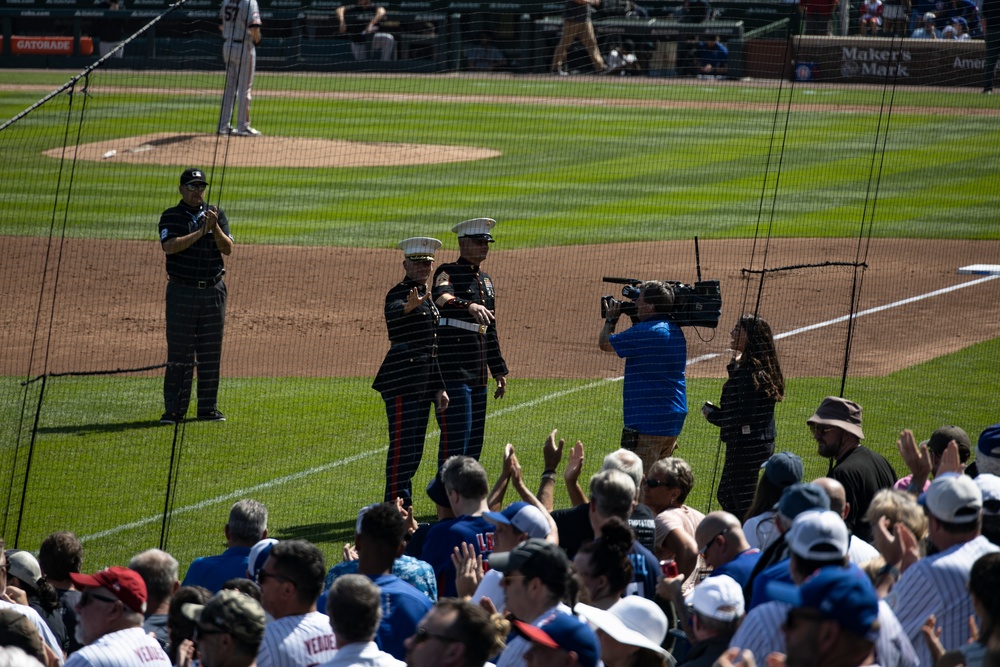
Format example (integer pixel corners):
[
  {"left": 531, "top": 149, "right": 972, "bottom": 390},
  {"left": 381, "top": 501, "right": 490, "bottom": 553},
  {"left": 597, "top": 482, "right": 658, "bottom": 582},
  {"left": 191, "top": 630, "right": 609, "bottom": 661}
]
[
  {"left": 80, "top": 590, "right": 120, "bottom": 607},
  {"left": 783, "top": 607, "right": 826, "bottom": 631},
  {"left": 193, "top": 625, "right": 226, "bottom": 641},
  {"left": 698, "top": 530, "right": 727, "bottom": 555},
  {"left": 257, "top": 569, "right": 295, "bottom": 585},
  {"left": 184, "top": 183, "right": 208, "bottom": 192},
  {"left": 411, "top": 626, "right": 460, "bottom": 645},
  {"left": 644, "top": 478, "right": 671, "bottom": 489},
  {"left": 809, "top": 424, "right": 833, "bottom": 435}
]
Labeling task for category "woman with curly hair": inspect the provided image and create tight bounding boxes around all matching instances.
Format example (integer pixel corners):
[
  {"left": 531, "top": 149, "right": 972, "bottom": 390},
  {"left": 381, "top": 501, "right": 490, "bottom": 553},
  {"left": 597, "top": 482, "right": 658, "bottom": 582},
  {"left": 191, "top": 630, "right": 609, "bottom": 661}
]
[
  {"left": 703, "top": 314, "right": 785, "bottom": 519},
  {"left": 573, "top": 517, "right": 635, "bottom": 610}
]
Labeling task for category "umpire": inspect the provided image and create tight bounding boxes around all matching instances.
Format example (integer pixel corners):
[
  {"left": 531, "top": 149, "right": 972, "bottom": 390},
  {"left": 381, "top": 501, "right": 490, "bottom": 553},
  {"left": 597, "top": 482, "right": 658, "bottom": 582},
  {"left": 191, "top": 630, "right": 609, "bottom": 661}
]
[
  {"left": 158, "top": 168, "right": 234, "bottom": 425},
  {"left": 432, "top": 218, "right": 508, "bottom": 462},
  {"left": 373, "top": 237, "right": 450, "bottom": 504}
]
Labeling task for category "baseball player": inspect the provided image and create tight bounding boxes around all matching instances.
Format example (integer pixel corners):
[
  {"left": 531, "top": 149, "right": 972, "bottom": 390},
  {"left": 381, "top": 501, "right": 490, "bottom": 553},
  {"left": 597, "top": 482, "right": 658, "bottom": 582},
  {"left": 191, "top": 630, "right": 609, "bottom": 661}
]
[
  {"left": 159, "top": 168, "right": 234, "bottom": 425},
  {"left": 432, "top": 218, "right": 508, "bottom": 462},
  {"left": 65, "top": 566, "right": 171, "bottom": 667},
  {"left": 219, "top": 0, "right": 262, "bottom": 136},
  {"left": 373, "top": 237, "right": 449, "bottom": 505}
]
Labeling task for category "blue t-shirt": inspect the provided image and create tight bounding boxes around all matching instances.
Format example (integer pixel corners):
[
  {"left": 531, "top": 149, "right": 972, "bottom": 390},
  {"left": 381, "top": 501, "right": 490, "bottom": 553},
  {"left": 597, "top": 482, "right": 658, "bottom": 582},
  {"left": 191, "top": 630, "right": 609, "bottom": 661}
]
[
  {"left": 324, "top": 556, "right": 438, "bottom": 602},
  {"left": 697, "top": 41, "right": 729, "bottom": 69},
  {"left": 711, "top": 548, "right": 761, "bottom": 589},
  {"left": 181, "top": 546, "right": 251, "bottom": 593},
  {"left": 421, "top": 515, "right": 495, "bottom": 597},
  {"left": 370, "top": 574, "right": 434, "bottom": 660},
  {"left": 627, "top": 541, "right": 661, "bottom": 600},
  {"left": 610, "top": 317, "right": 688, "bottom": 436},
  {"left": 747, "top": 557, "right": 793, "bottom": 611}
]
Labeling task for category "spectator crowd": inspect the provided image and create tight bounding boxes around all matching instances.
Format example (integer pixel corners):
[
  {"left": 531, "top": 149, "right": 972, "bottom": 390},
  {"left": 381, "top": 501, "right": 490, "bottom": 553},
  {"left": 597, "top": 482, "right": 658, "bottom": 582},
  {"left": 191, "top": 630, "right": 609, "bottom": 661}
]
[{"left": 4, "top": 413, "right": 1000, "bottom": 667}]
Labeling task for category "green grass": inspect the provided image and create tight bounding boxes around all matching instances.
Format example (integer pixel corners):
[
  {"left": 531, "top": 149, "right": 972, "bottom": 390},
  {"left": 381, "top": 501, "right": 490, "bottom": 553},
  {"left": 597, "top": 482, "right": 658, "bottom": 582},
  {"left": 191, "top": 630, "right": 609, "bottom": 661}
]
[
  {"left": 3, "top": 336, "right": 999, "bottom": 575},
  {"left": 2, "top": 71, "right": 999, "bottom": 248}
]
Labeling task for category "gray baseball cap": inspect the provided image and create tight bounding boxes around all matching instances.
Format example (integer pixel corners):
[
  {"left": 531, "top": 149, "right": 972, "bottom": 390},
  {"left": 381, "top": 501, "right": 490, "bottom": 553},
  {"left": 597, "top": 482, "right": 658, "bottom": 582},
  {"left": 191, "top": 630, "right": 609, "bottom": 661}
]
[{"left": 182, "top": 590, "right": 265, "bottom": 645}]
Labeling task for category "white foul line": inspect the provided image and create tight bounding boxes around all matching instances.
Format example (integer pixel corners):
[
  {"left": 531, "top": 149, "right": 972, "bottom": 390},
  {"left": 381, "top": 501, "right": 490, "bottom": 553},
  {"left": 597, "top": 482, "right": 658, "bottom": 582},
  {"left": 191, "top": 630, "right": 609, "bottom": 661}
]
[{"left": 79, "top": 274, "right": 998, "bottom": 543}]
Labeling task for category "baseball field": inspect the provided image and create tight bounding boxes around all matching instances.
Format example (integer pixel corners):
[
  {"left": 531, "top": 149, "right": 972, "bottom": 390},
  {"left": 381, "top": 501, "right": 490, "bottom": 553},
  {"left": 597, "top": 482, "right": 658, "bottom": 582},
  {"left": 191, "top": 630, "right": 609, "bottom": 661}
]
[{"left": 1, "top": 67, "right": 999, "bottom": 576}]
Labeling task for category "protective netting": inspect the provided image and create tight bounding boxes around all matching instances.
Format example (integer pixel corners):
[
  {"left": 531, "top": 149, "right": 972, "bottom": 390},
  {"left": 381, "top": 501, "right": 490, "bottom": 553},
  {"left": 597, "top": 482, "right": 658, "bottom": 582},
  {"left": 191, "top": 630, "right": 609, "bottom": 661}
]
[{"left": 1, "top": 0, "right": 998, "bottom": 575}]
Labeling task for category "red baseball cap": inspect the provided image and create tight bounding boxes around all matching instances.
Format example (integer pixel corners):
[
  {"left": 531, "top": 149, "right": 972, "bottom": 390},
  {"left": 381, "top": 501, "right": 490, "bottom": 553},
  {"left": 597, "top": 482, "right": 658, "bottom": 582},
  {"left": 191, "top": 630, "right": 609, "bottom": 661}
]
[{"left": 70, "top": 566, "right": 147, "bottom": 613}]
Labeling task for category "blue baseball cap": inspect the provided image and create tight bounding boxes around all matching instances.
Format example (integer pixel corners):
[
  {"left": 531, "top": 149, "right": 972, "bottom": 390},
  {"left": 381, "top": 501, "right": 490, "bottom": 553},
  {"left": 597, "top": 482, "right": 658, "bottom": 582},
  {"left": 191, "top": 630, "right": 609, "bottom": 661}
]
[
  {"left": 764, "top": 452, "right": 804, "bottom": 488},
  {"left": 514, "top": 612, "right": 600, "bottom": 667},
  {"left": 767, "top": 566, "right": 879, "bottom": 641},
  {"left": 484, "top": 502, "right": 550, "bottom": 539},
  {"left": 775, "top": 482, "right": 830, "bottom": 521}
]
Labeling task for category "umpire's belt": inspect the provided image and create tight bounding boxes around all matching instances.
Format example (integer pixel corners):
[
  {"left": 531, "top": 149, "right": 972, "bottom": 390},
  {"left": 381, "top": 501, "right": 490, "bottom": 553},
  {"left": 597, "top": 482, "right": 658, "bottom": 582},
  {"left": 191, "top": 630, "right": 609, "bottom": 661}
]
[
  {"left": 168, "top": 274, "right": 224, "bottom": 289},
  {"left": 439, "top": 318, "right": 487, "bottom": 335}
]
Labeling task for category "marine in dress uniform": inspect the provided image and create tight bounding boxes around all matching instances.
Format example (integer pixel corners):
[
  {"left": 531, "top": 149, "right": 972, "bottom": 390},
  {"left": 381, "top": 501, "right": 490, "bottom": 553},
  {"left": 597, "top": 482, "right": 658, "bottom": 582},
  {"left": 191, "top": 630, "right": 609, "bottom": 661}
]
[
  {"left": 432, "top": 219, "right": 508, "bottom": 462},
  {"left": 158, "top": 168, "right": 234, "bottom": 425},
  {"left": 373, "top": 237, "right": 450, "bottom": 504}
]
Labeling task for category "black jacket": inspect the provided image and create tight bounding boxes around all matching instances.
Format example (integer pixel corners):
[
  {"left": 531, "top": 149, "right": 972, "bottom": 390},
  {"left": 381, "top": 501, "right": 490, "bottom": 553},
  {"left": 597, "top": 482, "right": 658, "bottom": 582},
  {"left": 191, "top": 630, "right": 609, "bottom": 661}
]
[
  {"left": 705, "top": 359, "right": 777, "bottom": 443},
  {"left": 432, "top": 257, "right": 508, "bottom": 386},
  {"left": 372, "top": 277, "right": 445, "bottom": 398}
]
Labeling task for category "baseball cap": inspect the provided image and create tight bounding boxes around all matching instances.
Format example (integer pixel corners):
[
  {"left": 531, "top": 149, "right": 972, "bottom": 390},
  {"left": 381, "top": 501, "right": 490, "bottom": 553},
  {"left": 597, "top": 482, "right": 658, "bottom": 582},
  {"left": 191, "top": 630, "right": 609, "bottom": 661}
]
[
  {"left": 452, "top": 217, "right": 496, "bottom": 242},
  {"left": 764, "top": 452, "right": 804, "bottom": 488},
  {"left": 689, "top": 574, "right": 745, "bottom": 622},
  {"left": 354, "top": 503, "right": 381, "bottom": 535},
  {"left": 928, "top": 426, "right": 972, "bottom": 461},
  {"left": 0, "top": 609, "right": 46, "bottom": 664},
  {"left": 488, "top": 538, "right": 570, "bottom": 592},
  {"left": 787, "top": 510, "right": 849, "bottom": 561},
  {"left": 976, "top": 424, "right": 1000, "bottom": 476},
  {"left": 180, "top": 168, "right": 208, "bottom": 187},
  {"left": 952, "top": 16, "right": 968, "bottom": 27},
  {"left": 6, "top": 550, "right": 42, "bottom": 591},
  {"left": 574, "top": 597, "right": 669, "bottom": 656},
  {"left": 182, "top": 590, "right": 266, "bottom": 645},
  {"left": 514, "top": 612, "right": 600, "bottom": 667},
  {"left": 976, "top": 474, "right": 1000, "bottom": 516},
  {"left": 426, "top": 473, "right": 450, "bottom": 508},
  {"left": 776, "top": 483, "right": 830, "bottom": 522},
  {"left": 922, "top": 473, "right": 982, "bottom": 523},
  {"left": 247, "top": 538, "right": 279, "bottom": 582},
  {"left": 70, "top": 566, "right": 147, "bottom": 613},
  {"left": 923, "top": 11, "right": 935, "bottom": 19},
  {"left": 807, "top": 397, "right": 864, "bottom": 440},
  {"left": 484, "top": 502, "right": 550, "bottom": 539},
  {"left": 767, "top": 566, "right": 879, "bottom": 641},
  {"left": 398, "top": 237, "right": 442, "bottom": 261}
]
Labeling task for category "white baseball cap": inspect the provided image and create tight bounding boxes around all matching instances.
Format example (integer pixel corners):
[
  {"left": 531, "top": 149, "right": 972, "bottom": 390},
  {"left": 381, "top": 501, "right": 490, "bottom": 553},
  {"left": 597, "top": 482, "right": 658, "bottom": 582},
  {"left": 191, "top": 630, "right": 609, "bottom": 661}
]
[
  {"left": 788, "top": 510, "right": 849, "bottom": 560},
  {"left": 574, "top": 597, "right": 670, "bottom": 656},
  {"left": 690, "top": 574, "right": 745, "bottom": 622},
  {"left": 923, "top": 473, "right": 982, "bottom": 523}
]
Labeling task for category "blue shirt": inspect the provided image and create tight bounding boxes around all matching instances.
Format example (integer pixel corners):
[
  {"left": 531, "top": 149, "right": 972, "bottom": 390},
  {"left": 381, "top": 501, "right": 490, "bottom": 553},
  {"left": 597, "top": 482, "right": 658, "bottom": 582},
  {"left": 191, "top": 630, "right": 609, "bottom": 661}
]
[
  {"left": 610, "top": 317, "right": 687, "bottom": 436},
  {"left": 628, "top": 541, "right": 662, "bottom": 600},
  {"left": 421, "top": 515, "right": 495, "bottom": 597},
  {"left": 747, "top": 557, "right": 793, "bottom": 611},
  {"left": 711, "top": 549, "right": 761, "bottom": 589},
  {"left": 181, "top": 546, "right": 251, "bottom": 593},
  {"left": 697, "top": 41, "right": 729, "bottom": 69},
  {"left": 370, "top": 574, "right": 434, "bottom": 660}
]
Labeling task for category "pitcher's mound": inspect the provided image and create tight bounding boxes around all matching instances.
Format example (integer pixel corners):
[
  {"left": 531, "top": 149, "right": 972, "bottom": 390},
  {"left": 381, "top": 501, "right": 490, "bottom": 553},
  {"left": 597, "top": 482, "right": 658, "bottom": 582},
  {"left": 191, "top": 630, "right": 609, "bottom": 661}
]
[{"left": 46, "top": 133, "right": 501, "bottom": 167}]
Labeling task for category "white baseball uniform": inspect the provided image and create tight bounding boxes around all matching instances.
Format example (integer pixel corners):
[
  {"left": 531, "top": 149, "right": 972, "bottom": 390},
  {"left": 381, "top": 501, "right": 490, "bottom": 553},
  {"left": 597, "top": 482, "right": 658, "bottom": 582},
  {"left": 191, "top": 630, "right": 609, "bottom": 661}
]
[
  {"left": 218, "top": 0, "right": 261, "bottom": 134},
  {"left": 258, "top": 611, "right": 338, "bottom": 667},
  {"left": 63, "top": 626, "right": 170, "bottom": 667}
]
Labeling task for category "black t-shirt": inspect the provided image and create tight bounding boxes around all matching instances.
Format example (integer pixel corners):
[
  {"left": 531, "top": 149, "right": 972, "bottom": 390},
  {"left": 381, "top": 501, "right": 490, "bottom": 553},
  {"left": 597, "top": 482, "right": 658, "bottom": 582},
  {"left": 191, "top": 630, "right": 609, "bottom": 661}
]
[
  {"left": 552, "top": 502, "right": 657, "bottom": 558},
  {"left": 342, "top": 5, "right": 385, "bottom": 42},
  {"left": 158, "top": 201, "right": 231, "bottom": 282},
  {"left": 57, "top": 588, "right": 83, "bottom": 654}
]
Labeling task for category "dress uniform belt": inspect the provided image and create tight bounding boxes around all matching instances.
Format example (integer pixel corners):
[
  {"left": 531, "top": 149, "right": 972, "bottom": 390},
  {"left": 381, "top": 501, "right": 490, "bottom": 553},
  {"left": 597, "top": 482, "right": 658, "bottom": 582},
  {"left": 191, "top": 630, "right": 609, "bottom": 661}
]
[
  {"left": 228, "top": 39, "right": 244, "bottom": 43},
  {"left": 168, "top": 273, "right": 225, "bottom": 289},
  {"left": 439, "top": 318, "right": 487, "bottom": 335}
]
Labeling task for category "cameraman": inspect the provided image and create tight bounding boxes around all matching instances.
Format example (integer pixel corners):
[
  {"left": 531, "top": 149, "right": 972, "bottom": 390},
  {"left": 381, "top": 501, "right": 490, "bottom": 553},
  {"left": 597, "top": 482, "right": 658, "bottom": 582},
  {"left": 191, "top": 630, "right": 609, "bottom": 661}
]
[{"left": 599, "top": 281, "right": 687, "bottom": 474}]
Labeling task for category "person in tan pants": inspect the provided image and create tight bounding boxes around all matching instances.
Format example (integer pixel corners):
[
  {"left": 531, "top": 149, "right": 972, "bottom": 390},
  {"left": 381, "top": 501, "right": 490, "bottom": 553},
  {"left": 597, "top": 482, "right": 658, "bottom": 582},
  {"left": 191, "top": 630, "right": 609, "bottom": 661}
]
[{"left": 551, "top": 0, "right": 606, "bottom": 74}]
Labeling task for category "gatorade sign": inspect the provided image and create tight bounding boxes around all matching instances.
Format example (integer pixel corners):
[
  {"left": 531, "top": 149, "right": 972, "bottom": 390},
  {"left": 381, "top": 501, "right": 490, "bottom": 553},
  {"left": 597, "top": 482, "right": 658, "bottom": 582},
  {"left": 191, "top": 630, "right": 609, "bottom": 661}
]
[{"left": 0, "top": 36, "right": 94, "bottom": 55}]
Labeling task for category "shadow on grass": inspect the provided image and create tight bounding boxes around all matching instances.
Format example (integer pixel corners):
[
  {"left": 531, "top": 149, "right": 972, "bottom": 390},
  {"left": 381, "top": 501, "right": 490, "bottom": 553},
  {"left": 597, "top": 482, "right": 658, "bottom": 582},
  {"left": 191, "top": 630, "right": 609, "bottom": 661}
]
[
  {"left": 36, "top": 420, "right": 166, "bottom": 435},
  {"left": 274, "top": 520, "right": 358, "bottom": 544}
]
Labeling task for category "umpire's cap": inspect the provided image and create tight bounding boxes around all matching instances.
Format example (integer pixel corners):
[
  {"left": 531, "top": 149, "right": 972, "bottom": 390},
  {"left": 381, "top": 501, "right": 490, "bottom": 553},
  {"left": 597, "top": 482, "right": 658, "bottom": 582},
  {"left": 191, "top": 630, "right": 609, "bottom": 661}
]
[{"left": 180, "top": 168, "right": 208, "bottom": 186}]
